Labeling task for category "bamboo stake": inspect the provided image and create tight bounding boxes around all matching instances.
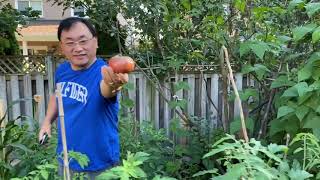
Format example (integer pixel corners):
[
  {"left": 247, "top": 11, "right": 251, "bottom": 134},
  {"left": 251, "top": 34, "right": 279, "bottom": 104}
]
[
  {"left": 221, "top": 46, "right": 249, "bottom": 143},
  {"left": 56, "top": 84, "right": 71, "bottom": 180},
  {"left": 220, "top": 47, "right": 230, "bottom": 132},
  {"left": 0, "top": 99, "right": 6, "bottom": 162}
]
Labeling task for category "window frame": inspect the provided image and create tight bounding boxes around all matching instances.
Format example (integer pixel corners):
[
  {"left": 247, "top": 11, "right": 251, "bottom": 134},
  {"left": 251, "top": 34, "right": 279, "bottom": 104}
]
[{"left": 16, "top": 0, "right": 44, "bottom": 17}]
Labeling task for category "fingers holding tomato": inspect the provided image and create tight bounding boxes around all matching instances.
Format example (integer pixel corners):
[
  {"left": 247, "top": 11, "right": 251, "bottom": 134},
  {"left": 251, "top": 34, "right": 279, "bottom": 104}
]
[{"left": 101, "top": 66, "right": 128, "bottom": 90}]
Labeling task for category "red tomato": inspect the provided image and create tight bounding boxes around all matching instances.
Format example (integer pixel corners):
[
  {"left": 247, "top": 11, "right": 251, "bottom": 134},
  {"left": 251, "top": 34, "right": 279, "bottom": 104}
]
[{"left": 108, "top": 56, "right": 135, "bottom": 73}]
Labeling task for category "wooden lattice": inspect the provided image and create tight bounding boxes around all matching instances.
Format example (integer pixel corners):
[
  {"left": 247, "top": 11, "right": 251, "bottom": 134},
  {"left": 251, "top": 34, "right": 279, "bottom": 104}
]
[
  {"left": 0, "top": 55, "right": 47, "bottom": 75},
  {"left": 0, "top": 55, "right": 67, "bottom": 75}
]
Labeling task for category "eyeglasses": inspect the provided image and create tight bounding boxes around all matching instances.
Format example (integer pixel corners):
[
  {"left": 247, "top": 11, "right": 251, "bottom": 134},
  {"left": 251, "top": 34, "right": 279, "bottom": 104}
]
[{"left": 62, "top": 37, "right": 94, "bottom": 48}]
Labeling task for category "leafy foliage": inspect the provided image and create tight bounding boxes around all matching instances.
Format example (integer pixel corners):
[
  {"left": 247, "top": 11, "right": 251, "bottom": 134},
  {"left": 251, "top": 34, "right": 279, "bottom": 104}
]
[
  {"left": 196, "top": 134, "right": 313, "bottom": 179},
  {"left": 0, "top": 2, "right": 39, "bottom": 55}
]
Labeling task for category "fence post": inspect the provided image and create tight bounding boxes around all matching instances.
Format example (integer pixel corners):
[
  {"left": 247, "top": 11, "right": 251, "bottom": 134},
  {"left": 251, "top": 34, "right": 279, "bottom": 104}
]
[
  {"left": 10, "top": 75, "right": 21, "bottom": 124},
  {"left": 36, "top": 74, "right": 45, "bottom": 125},
  {"left": 23, "top": 74, "right": 33, "bottom": 130}
]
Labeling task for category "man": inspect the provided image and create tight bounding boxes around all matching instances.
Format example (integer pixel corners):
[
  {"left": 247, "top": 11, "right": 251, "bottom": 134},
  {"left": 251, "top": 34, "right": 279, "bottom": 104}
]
[{"left": 38, "top": 17, "right": 128, "bottom": 178}]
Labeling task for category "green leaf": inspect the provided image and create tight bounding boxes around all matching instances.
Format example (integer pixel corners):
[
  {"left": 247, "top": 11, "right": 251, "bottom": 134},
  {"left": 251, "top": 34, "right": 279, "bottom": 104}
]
[
  {"left": 277, "top": 35, "right": 292, "bottom": 43},
  {"left": 241, "top": 64, "right": 270, "bottom": 80},
  {"left": 269, "top": 119, "right": 287, "bottom": 136},
  {"left": 303, "top": 115, "right": 320, "bottom": 129},
  {"left": 312, "top": 128, "right": 320, "bottom": 140},
  {"left": 282, "top": 86, "right": 298, "bottom": 97},
  {"left": 277, "top": 106, "right": 295, "bottom": 119},
  {"left": 288, "top": 169, "right": 313, "bottom": 180},
  {"left": 239, "top": 42, "right": 251, "bottom": 57},
  {"left": 230, "top": 117, "right": 254, "bottom": 134},
  {"left": 295, "top": 106, "right": 310, "bottom": 122},
  {"left": 68, "top": 151, "right": 89, "bottom": 169},
  {"left": 121, "top": 98, "right": 135, "bottom": 108},
  {"left": 168, "top": 99, "right": 187, "bottom": 109},
  {"left": 123, "top": 82, "right": 134, "bottom": 90},
  {"left": 235, "top": 0, "right": 246, "bottom": 13},
  {"left": 174, "top": 81, "right": 190, "bottom": 92},
  {"left": 271, "top": 76, "right": 295, "bottom": 88},
  {"left": 8, "top": 143, "right": 33, "bottom": 153},
  {"left": 152, "top": 175, "right": 177, "bottom": 180},
  {"left": 305, "top": 3, "right": 320, "bottom": 17},
  {"left": 312, "top": 26, "right": 320, "bottom": 43},
  {"left": 294, "top": 82, "right": 309, "bottom": 97},
  {"left": 241, "top": 64, "right": 255, "bottom": 74},
  {"left": 192, "top": 169, "right": 218, "bottom": 177},
  {"left": 267, "top": 143, "right": 288, "bottom": 154},
  {"left": 249, "top": 41, "right": 269, "bottom": 60},
  {"left": 298, "top": 65, "right": 312, "bottom": 82},
  {"left": 288, "top": 0, "right": 304, "bottom": 10},
  {"left": 307, "top": 52, "right": 320, "bottom": 64},
  {"left": 253, "top": 64, "right": 270, "bottom": 80},
  {"left": 229, "top": 88, "right": 258, "bottom": 101},
  {"left": 181, "top": 0, "right": 191, "bottom": 10},
  {"left": 242, "top": 88, "right": 259, "bottom": 100},
  {"left": 134, "top": 152, "right": 150, "bottom": 162},
  {"left": 292, "top": 24, "right": 317, "bottom": 41},
  {"left": 40, "top": 170, "right": 49, "bottom": 179}
]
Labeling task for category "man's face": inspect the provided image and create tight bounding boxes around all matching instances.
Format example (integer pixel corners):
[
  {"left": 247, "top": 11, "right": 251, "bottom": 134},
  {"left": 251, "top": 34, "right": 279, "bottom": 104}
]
[{"left": 60, "top": 22, "right": 98, "bottom": 70}]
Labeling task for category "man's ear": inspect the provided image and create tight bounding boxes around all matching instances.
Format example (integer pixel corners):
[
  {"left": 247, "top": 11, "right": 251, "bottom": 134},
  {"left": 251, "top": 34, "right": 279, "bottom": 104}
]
[{"left": 95, "top": 37, "right": 99, "bottom": 48}]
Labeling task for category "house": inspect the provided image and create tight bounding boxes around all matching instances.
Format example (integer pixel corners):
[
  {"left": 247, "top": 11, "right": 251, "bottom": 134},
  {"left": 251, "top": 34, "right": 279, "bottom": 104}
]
[{"left": 5, "top": 0, "right": 85, "bottom": 55}]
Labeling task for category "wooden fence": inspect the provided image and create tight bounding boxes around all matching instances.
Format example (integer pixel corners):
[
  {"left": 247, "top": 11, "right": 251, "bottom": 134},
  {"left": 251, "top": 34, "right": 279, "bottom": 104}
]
[{"left": 0, "top": 56, "right": 248, "bottom": 132}]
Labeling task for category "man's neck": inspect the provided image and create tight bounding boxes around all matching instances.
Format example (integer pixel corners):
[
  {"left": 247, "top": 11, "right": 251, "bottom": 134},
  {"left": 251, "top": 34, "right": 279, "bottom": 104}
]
[{"left": 71, "top": 57, "right": 97, "bottom": 70}]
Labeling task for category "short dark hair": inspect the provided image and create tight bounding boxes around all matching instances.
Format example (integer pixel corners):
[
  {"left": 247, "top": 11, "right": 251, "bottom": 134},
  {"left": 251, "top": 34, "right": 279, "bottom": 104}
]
[{"left": 57, "top": 17, "right": 97, "bottom": 41}]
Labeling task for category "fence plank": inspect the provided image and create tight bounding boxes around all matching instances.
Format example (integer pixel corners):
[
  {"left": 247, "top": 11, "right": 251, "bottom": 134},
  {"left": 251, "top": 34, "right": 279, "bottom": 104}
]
[
  {"left": 128, "top": 73, "right": 136, "bottom": 119},
  {"left": 201, "top": 74, "right": 208, "bottom": 119},
  {"left": 0, "top": 76, "right": 7, "bottom": 120},
  {"left": 210, "top": 74, "right": 219, "bottom": 128},
  {"left": 23, "top": 74, "right": 33, "bottom": 129},
  {"left": 46, "top": 56, "right": 55, "bottom": 95},
  {"left": 175, "top": 74, "right": 183, "bottom": 117},
  {"left": 36, "top": 74, "right": 45, "bottom": 125},
  {"left": 138, "top": 73, "right": 147, "bottom": 122},
  {"left": 187, "top": 74, "right": 195, "bottom": 116},
  {"left": 10, "top": 75, "right": 21, "bottom": 122},
  {"left": 154, "top": 84, "right": 160, "bottom": 129},
  {"left": 146, "top": 76, "right": 152, "bottom": 122},
  {"left": 163, "top": 81, "right": 171, "bottom": 135}
]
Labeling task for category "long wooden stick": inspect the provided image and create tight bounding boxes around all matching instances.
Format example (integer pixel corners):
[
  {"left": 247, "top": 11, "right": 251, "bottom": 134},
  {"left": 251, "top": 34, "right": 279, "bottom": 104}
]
[
  {"left": 56, "top": 84, "right": 71, "bottom": 180},
  {"left": 220, "top": 47, "right": 230, "bottom": 132},
  {"left": 222, "top": 46, "right": 249, "bottom": 143},
  {"left": 0, "top": 99, "right": 6, "bottom": 163}
]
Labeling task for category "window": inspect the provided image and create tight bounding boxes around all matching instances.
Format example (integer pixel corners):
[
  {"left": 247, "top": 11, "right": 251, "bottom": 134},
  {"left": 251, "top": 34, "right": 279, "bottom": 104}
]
[
  {"left": 71, "top": 6, "right": 87, "bottom": 17},
  {"left": 17, "top": 0, "right": 43, "bottom": 16}
]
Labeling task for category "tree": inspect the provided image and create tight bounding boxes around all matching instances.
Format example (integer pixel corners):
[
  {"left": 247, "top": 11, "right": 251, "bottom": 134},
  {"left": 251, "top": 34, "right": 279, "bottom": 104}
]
[
  {"left": 0, "top": 1, "right": 39, "bottom": 55},
  {"left": 0, "top": 2, "right": 23, "bottom": 55}
]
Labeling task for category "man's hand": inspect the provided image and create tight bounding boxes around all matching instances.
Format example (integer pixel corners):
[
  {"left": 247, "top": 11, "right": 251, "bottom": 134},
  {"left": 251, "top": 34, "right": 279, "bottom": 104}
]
[
  {"left": 38, "top": 121, "right": 52, "bottom": 143},
  {"left": 100, "top": 66, "right": 128, "bottom": 96}
]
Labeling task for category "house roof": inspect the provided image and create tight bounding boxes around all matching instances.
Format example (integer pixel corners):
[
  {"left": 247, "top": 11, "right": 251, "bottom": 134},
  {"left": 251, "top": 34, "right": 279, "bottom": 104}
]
[{"left": 15, "top": 24, "right": 59, "bottom": 42}]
